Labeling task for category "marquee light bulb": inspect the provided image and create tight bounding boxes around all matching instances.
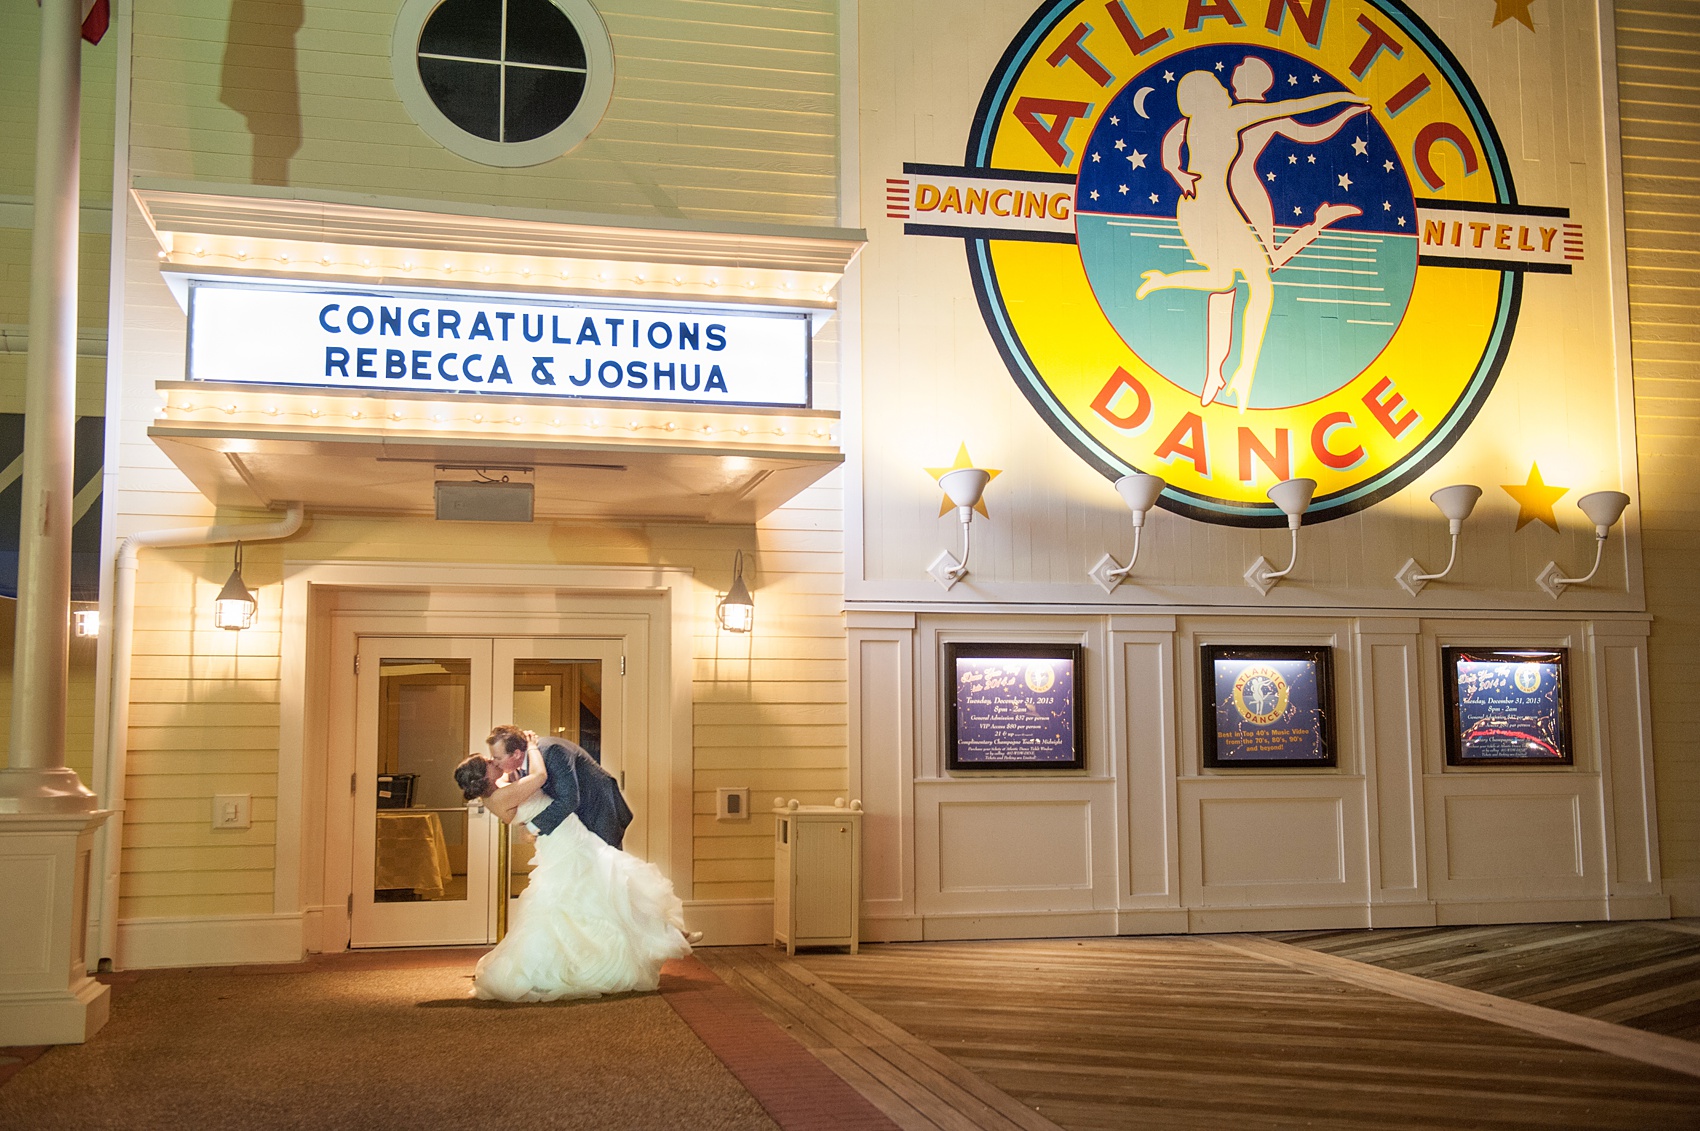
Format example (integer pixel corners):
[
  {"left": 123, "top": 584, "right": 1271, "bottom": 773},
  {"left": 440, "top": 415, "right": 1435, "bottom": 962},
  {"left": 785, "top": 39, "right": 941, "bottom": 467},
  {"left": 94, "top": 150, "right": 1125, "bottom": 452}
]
[
  {"left": 279, "top": 253, "right": 289, "bottom": 263},
  {"left": 390, "top": 411, "right": 403, "bottom": 421},
  {"left": 309, "top": 407, "right": 321, "bottom": 417},
  {"left": 432, "top": 413, "right": 445, "bottom": 422},
  {"left": 472, "top": 413, "right": 484, "bottom": 423},
  {"left": 510, "top": 414, "right": 523, "bottom": 425}
]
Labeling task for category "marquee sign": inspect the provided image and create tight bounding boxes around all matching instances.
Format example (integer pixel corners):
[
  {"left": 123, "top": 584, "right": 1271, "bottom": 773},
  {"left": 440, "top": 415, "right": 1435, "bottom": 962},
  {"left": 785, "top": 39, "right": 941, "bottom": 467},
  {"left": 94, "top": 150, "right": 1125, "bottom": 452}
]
[
  {"left": 186, "top": 281, "right": 812, "bottom": 409},
  {"left": 892, "top": 0, "right": 1586, "bottom": 525}
]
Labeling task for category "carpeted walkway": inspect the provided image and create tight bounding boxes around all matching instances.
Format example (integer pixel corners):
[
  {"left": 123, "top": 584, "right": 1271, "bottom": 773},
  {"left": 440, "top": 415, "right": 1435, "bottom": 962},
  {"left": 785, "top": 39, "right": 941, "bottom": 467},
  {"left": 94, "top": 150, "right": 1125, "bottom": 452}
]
[{"left": 0, "top": 952, "right": 779, "bottom": 1131}]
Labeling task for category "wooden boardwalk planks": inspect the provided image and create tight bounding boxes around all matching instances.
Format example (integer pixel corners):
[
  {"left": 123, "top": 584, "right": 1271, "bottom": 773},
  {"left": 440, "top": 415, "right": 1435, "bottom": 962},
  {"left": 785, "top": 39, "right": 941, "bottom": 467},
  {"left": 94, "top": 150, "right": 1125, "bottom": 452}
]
[
  {"left": 777, "top": 936, "right": 1700, "bottom": 1131},
  {"left": 699, "top": 946, "right": 1063, "bottom": 1131},
  {"left": 1279, "top": 920, "right": 1700, "bottom": 1041}
]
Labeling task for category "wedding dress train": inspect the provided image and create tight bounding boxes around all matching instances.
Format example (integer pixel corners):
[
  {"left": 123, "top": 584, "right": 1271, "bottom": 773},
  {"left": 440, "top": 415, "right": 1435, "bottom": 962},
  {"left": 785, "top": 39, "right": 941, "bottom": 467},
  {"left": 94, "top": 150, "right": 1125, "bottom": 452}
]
[{"left": 472, "top": 793, "right": 691, "bottom": 1002}]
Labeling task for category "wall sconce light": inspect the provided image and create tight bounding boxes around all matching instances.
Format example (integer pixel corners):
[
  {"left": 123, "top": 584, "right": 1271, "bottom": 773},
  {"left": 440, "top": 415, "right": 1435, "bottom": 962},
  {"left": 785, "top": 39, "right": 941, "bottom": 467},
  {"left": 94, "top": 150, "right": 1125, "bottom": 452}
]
[
  {"left": 1394, "top": 484, "right": 1483, "bottom": 596},
  {"left": 1535, "top": 491, "right": 1631, "bottom": 598},
  {"left": 927, "top": 467, "right": 992, "bottom": 590},
  {"left": 1245, "top": 478, "right": 1316, "bottom": 596},
  {"left": 716, "top": 549, "right": 755, "bottom": 633},
  {"left": 72, "top": 607, "right": 100, "bottom": 637},
  {"left": 1089, "top": 472, "right": 1167, "bottom": 593},
  {"left": 213, "top": 542, "right": 258, "bottom": 630}
]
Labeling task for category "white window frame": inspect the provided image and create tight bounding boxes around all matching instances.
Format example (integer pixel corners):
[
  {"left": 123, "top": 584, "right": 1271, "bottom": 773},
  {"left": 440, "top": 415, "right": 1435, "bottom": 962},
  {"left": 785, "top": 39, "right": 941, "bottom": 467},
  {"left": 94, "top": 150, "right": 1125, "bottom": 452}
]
[{"left": 391, "top": 0, "right": 615, "bottom": 168}]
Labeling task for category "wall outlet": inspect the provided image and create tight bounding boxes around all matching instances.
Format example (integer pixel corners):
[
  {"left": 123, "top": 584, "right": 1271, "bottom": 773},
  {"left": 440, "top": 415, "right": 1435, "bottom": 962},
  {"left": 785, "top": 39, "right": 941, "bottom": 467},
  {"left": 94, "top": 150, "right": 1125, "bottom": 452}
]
[
  {"left": 212, "top": 794, "right": 251, "bottom": 830},
  {"left": 716, "top": 787, "right": 750, "bottom": 821}
]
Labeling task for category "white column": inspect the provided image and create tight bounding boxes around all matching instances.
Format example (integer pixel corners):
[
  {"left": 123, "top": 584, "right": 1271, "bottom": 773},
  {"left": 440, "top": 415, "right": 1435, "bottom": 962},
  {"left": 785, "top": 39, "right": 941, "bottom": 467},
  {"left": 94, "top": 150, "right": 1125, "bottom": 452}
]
[
  {"left": 1, "top": 0, "right": 95, "bottom": 814},
  {"left": 0, "top": 0, "right": 110, "bottom": 1048}
]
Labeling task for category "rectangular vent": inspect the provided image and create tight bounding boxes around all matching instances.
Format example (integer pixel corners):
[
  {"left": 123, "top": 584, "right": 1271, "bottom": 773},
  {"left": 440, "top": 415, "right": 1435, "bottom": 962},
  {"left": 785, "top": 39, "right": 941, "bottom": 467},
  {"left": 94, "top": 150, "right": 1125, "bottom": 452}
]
[{"left": 434, "top": 481, "right": 535, "bottom": 523}]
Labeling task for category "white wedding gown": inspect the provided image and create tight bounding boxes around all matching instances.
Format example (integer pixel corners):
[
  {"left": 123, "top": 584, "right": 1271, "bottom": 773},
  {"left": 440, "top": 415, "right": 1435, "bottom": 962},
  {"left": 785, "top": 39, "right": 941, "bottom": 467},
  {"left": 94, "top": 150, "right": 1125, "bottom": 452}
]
[{"left": 472, "top": 793, "right": 692, "bottom": 1002}]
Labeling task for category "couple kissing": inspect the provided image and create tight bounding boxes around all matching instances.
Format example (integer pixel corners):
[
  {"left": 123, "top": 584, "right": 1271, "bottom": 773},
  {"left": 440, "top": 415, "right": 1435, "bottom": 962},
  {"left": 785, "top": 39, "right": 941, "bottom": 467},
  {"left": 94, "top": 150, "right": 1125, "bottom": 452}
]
[{"left": 453, "top": 725, "right": 699, "bottom": 1001}]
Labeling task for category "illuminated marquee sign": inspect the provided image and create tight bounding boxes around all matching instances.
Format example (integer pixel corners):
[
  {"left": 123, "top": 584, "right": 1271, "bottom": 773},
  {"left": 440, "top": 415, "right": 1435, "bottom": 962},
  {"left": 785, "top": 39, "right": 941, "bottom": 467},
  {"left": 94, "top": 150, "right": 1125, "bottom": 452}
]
[
  {"left": 895, "top": 0, "right": 1586, "bottom": 525},
  {"left": 186, "top": 281, "right": 812, "bottom": 408}
]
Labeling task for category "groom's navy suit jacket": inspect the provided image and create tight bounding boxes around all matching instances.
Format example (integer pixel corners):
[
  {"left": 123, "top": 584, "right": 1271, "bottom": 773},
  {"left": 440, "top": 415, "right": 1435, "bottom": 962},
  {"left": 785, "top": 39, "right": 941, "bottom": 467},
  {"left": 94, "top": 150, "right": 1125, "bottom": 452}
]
[{"left": 530, "top": 736, "right": 633, "bottom": 849}]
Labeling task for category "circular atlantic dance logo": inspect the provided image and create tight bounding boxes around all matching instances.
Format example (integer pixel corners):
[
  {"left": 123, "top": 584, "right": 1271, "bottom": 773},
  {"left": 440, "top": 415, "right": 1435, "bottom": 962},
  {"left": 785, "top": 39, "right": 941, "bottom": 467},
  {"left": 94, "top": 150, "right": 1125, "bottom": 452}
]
[
  {"left": 1232, "top": 664, "right": 1289, "bottom": 725},
  {"left": 963, "top": 0, "right": 1518, "bottom": 525},
  {"left": 1024, "top": 662, "right": 1057, "bottom": 693}
]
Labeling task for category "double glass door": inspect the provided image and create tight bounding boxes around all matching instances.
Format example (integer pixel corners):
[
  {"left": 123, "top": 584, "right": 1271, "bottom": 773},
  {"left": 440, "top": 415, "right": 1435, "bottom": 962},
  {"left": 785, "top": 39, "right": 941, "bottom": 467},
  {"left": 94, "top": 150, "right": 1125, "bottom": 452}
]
[{"left": 350, "top": 636, "right": 624, "bottom": 947}]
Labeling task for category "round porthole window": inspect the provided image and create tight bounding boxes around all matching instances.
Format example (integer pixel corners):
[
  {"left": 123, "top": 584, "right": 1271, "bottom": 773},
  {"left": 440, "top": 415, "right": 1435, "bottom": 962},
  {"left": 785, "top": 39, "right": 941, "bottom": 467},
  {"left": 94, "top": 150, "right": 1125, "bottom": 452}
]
[{"left": 392, "top": 0, "right": 614, "bottom": 167}]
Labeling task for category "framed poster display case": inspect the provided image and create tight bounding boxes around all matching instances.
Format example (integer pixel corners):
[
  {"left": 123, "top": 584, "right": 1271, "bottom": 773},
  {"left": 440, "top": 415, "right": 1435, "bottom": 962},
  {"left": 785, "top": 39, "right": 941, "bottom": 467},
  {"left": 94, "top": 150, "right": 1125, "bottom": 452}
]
[
  {"left": 1201, "top": 645, "right": 1337, "bottom": 769},
  {"left": 1442, "top": 647, "right": 1573, "bottom": 766},
  {"left": 945, "top": 643, "right": 1084, "bottom": 771}
]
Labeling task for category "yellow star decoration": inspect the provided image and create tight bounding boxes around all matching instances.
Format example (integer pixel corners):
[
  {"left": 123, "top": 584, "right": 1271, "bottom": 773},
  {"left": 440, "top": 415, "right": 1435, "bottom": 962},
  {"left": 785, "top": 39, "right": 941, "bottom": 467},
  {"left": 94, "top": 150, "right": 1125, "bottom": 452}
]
[
  {"left": 925, "top": 443, "right": 1002, "bottom": 518},
  {"left": 1491, "top": 0, "right": 1535, "bottom": 31},
  {"left": 1502, "top": 462, "right": 1568, "bottom": 532}
]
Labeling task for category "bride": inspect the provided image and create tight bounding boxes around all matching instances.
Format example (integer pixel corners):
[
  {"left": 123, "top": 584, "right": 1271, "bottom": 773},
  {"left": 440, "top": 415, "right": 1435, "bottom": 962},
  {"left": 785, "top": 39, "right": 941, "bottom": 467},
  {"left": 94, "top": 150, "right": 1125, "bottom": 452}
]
[{"left": 453, "top": 737, "right": 694, "bottom": 1001}]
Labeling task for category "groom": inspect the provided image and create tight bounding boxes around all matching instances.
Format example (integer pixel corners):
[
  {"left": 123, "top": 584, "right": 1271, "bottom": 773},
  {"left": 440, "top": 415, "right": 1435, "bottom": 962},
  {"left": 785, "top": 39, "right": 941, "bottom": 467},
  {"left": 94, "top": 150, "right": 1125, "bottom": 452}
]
[{"left": 486, "top": 724, "right": 633, "bottom": 849}]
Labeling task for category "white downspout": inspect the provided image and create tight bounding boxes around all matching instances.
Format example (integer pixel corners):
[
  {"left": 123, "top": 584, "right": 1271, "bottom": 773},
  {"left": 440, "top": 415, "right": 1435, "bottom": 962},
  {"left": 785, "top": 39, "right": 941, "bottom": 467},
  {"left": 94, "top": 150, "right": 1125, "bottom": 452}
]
[{"left": 96, "top": 503, "right": 304, "bottom": 966}]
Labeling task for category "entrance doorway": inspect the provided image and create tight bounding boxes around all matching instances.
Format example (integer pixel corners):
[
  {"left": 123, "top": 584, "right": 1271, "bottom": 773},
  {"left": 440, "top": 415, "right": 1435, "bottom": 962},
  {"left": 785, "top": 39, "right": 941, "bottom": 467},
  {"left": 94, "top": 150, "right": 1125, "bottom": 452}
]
[{"left": 348, "top": 636, "right": 627, "bottom": 948}]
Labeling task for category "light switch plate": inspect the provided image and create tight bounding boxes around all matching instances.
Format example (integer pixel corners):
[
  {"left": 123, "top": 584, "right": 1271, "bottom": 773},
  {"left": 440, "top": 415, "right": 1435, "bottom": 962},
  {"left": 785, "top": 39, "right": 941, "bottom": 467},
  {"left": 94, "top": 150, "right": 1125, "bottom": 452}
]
[
  {"left": 716, "top": 787, "right": 750, "bottom": 821},
  {"left": 212, "top": 793, "right": 251, "bottom": 830}
]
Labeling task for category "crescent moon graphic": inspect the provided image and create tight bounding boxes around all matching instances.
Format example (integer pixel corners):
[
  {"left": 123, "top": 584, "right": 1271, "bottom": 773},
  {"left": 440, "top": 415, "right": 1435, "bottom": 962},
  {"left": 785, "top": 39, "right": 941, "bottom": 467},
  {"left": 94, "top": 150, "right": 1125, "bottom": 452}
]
[{"left": 1132, "top": 86, "right": 1155, "bottom": 118}]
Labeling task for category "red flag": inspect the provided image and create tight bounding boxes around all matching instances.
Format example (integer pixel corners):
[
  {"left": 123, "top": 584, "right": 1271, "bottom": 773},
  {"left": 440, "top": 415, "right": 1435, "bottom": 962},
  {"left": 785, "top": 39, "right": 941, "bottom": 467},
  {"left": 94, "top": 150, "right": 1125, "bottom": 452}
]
[
  {"left": 35, "top": 1, "right": 109, "bottom": 45},
  {"left": 81, "top": 0, "right": 110, "bottom": 45}
]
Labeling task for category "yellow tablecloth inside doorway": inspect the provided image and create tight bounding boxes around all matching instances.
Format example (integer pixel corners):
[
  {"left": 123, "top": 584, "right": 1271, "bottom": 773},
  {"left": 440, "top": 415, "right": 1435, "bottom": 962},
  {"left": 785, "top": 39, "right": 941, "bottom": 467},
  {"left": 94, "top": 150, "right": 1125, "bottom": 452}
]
[{"left": 375, "top": 811, "right": 454, "bottom": 898}]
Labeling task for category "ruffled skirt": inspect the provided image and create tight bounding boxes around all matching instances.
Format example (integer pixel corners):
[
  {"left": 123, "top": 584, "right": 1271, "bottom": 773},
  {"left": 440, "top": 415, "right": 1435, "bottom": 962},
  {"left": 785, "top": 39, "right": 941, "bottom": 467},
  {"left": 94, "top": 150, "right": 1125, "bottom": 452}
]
[{"left": 472, "top": 814, "right": 691, "bottom": 1002}]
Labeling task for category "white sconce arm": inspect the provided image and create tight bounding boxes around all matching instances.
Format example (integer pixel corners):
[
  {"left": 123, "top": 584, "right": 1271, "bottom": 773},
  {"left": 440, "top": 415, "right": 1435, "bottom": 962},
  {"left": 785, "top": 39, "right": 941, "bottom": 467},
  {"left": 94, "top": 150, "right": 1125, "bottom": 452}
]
[
  {"left": 928, "top": 467, "right": 992, "bottom": 590},
  {"left": 1246, "top": 524, "right": 1301, "bottom": 595},
  {"left": 1411, "top": 534, "right": 1460, "bottom": 584},
  {"left": 1245, "top": 478, "right": 1315, "bottom": 596},
  {"left": 1535, "top": 490, "right": 1630, "bottom": 599},
  {"left": 1536, "top": 530, "right": 1607, "bottom": 598},
  {"left": 949, "top": 506, "right": 976, "bottom": 579},
  {"left": 1089, "top": 473, "right": 1166, "bottom": 594},
  {"left": 1264, "top": 527, "right": 1300, "bottom": 582},
  {"left": 1556, "top": 533, "right": 1608, "bottom": 587},
  {"left": 1395, "top": 485, "right": 1482, "bottom": 597}
]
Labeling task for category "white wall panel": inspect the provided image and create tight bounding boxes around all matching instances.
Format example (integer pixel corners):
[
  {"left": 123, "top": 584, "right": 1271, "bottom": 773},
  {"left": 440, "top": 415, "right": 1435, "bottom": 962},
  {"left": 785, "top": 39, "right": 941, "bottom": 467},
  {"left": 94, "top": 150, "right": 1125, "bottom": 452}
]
[
  {"left": 848, "top": 613, "right": 917, "bottom": 926},
  {"left": 1181, "top": 780, "right": 1368, "bottom": 909},
  {"left": 937, "top": 800, "right": 1092, "bottom": 893},
  {"left": 1111, "top": 623, "right": 1178, "bottom": 906},
  {"left": 1355, "top": 624, "right": 1427, "bottom": 903}
]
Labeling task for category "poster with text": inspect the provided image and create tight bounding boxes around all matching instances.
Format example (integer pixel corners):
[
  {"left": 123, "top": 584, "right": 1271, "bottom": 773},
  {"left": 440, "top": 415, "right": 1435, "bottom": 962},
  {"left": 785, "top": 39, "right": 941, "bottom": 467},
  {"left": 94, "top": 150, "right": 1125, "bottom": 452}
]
[
  {"left": 947, "top": 643, "right": 1084, "bottom": 770},
  {"left": 1203, "top": 646, "right": 1336, "bottom": 768},
  {"left": 1444, "top": 648, "right": 1572, "bottom": 765}
]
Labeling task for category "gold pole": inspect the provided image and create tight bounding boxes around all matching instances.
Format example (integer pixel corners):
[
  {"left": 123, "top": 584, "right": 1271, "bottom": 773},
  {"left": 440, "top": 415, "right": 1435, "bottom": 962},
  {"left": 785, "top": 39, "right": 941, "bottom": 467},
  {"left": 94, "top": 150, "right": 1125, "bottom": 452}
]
[{"left": 495, "top": 822, "right": 510, "bottom": 941}]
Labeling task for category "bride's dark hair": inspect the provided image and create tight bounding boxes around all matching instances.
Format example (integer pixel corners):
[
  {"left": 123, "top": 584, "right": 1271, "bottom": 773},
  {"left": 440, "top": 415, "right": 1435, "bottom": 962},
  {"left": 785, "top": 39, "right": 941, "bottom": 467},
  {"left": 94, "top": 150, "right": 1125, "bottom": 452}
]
[{"left": 454, "top": 754, "right": 494, "bottom": 801}]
